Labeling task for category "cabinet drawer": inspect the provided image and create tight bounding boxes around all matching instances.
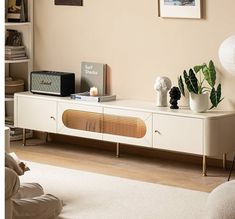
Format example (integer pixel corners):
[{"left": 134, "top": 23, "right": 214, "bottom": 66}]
[
  {"left": 103, "top": 108, "right": 152, "bottom": 147},
  {"left": 57, "top": 102, "right": 103, "bottom": 140},
  {"left": 153, "top": 114, "right": 203, "bottom": 155},
  {"left": 15, "top": 96, "right": 57, "bottom": 133}
]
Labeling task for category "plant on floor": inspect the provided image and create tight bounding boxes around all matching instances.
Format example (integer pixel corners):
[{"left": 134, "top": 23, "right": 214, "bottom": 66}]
[{"left": 178, "top": 60, "right": 224, "bottom": 109}]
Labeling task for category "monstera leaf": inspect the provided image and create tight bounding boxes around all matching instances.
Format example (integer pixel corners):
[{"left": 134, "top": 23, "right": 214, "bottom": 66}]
[
  {"left": 183, "top": 69, "right": 198, "bottom": 94},
  {"left": 202, "top": 60, "right": 216, "bottom": 88},
  {"left": 178, "top": 76, "right": 185, "bottom": 96},
  {"left": 210, "top": 84, "right": 224, "bottom": 109}
]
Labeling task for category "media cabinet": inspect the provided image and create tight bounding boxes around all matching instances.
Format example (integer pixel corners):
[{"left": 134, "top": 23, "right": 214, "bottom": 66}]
[{"left": 14, "top": 92, "right": 235, "bottom": 176}]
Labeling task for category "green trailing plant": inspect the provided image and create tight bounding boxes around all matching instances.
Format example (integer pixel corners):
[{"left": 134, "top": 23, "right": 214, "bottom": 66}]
[{"left": 178, "top": 60, "right": 224, "bottom": 109}]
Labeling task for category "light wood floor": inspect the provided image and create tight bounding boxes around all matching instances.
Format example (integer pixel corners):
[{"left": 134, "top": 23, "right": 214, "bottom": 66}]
[{"left": 10, "top": 138, "right": 232, "bottom": 193}]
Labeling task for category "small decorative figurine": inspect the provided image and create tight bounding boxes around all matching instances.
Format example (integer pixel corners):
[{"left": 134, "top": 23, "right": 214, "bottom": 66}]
[
  {"left": 154, "top": 76, "right": 172, "bottom": 107},
  {"left": 169, "top": 86, "right": 181, "bottom": 109}
]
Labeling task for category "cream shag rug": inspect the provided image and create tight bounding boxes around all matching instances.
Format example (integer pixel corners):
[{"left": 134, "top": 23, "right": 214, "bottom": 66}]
[{"left": 20, "top": 161, "right": 208, "bottom": 219}]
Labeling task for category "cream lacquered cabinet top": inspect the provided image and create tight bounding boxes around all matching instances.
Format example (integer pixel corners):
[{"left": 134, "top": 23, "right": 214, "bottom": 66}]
[{"left": 14, "top": 92, "right": 235, "bottom": 119}]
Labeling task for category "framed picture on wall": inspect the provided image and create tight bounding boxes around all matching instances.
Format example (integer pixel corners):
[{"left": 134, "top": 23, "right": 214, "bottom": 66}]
[
  {"left": 55, "top": 0, "right": 83, "bottom": 6},
  {"left": 158, "top": 0, "right": 201, "bottom": 19}
]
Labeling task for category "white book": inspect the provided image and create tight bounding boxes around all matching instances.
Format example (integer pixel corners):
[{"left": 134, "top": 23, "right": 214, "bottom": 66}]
[
  {"left": 5, "top": 46, "right": 25, "bottom": 50},
  {"left": 71, "top": 92, "right": 116, "bottom": 102}
]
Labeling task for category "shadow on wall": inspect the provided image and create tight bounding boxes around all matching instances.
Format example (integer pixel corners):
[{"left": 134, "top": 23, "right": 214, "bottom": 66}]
[
  {"left": 228, "top": 99, "right": 235, "bottom": 110},
  {"left": 106, "top": 65, "right": 111, "bottom": 95}
]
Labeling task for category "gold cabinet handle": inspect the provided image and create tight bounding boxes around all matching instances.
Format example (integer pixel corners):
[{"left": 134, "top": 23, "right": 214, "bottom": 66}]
[
  {"left": 154, "top": 130, "right": 161, "bottom": 134},
  {"left": 50, "top": 116, "right": 55, "bottom": 120}
]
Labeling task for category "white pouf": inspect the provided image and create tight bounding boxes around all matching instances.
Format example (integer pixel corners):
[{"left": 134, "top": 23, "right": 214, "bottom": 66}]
[{"left": 206, "top": 180, "right": 235, "bottom": 219}]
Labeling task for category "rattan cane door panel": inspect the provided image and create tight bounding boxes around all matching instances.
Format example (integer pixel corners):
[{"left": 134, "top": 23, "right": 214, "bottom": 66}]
[
  {"left": 57, "top": 102, "right": 152, "bottom": 146},
  {"left": 103, "top": 114, "right": 146, "bottom": 138},
  {"left": 103, "top": 108, "right": 153, "bottom": 147},
  {"left": 57, "top": 102, "right": 103, "bottom": 140},
  {"left": 62, "top": 110, "right": 103, "bottom": 133}
]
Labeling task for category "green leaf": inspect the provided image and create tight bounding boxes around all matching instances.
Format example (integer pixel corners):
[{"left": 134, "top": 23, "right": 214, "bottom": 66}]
[
  {"left": 178, "top": 76, "right": 185, "bottom": 96},
  {"left": 210, "top": 84, "right": 224, "bottom": 109},
  {"left": 183, "top": 69, "right": 198, "bottom": 94},
  {"left": 202, "top": 60, "right": 216, "bottom": 88},
  {"left": 193, "top": 65, "right": 203, "bottom": 73}
]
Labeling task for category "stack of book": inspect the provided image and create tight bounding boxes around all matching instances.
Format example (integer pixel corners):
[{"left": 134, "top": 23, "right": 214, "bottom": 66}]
[{"left": 5, "top": 46, "right": 27, "bottom": 60}]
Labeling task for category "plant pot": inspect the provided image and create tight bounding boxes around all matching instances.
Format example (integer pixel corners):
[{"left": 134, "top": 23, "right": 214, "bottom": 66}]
[{"left": 189, "top": 93, "right": 209, "bottom": 113}]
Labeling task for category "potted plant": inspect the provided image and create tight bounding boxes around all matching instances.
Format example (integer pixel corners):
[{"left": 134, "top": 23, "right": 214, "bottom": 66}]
[{"left": 178, "top": 60, "right": 223, "bottom": 112}]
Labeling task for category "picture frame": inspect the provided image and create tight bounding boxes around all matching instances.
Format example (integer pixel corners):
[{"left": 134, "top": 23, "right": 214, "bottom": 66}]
[
  {"left": 158, "top": 0, "right": 201, "bottom": 19},
  {"left": 55, "top": 0, "right": 83, "bottom": 6}
]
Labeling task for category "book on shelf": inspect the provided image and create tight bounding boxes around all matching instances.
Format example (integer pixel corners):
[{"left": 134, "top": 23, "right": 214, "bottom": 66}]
[
  {"left": 71, "top": 92, "right": 116, "bottom": 102},
  {"left": 5, "top": 0, "right": 8, "bottom": 22},
  {"left": 80, "top": 62, "right": 107, "bottom": 96},
  {"left": 5, "top": 45, "right": 25, "bottom": 50},
  {"left": 5, "top": 55, "right": 27, "bottom": 59},
  {"left": 5, "top": 50, "right": 26, "bottom": 54},
  {"left": 20, "top": 0, "right": 26, "bottom": 22}
]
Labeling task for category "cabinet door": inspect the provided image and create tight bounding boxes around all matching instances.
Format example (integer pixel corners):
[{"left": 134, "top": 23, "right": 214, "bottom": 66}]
[
  {"left": 15, "top": 96, "right": 57, "bottom": 133},
  {"left": 153, "top": 114, "right": 203, "bottom": 155},
  {"left": 57, "top": 102, "right": 103, "bottom": 140},
  {"left": 103, "top": 108, "right": 152, "bottom": 147}
]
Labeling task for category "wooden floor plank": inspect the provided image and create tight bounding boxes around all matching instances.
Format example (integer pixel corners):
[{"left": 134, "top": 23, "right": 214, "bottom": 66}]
[{"left": 10, "top": 139, "right": 231, "bottom": 193}]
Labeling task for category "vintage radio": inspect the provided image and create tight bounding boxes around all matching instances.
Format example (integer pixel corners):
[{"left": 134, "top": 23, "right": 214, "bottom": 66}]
[{"left": 30, "top": 71, "right": 75, "bottom": 96}]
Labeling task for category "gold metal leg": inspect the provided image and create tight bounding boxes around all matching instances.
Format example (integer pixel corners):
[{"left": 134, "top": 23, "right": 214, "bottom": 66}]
[
  {"left": 203, "top": 155, "right": 207, "bottom": 176},
  {"left": 223, "top": 153, "right": 227, "bottom": 169},
  {"left": 116, "top": 143, "right": 120, "bottom": 158},
  {"left": 22, "top": 128, "right": 26, "bottom": 146},
  {"left": 45, "top": 132, "right": 49, "bottom": 143}
]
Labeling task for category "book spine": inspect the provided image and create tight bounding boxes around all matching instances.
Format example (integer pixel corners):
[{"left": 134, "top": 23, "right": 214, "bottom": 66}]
[
  {"left": 103, "top": 64, "right": 107, "bottom": 95},
  {"left": 70, "top": 93, "right": 99, "bottom": 101}
]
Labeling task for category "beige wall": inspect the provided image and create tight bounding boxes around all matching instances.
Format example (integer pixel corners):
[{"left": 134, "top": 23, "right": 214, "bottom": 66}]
[{"left": 34, "top": 0, "right": 235, "bottom": 110}]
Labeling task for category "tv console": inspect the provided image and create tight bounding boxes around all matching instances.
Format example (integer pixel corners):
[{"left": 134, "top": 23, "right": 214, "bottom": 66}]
[{"left": 14, "top": 92, "right": 235, "bottom": 176}]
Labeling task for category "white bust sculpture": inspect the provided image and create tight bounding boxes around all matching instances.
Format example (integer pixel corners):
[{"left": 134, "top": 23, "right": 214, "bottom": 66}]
[{"left": 154, "top": 76, "right": 172, "bottom": 107}]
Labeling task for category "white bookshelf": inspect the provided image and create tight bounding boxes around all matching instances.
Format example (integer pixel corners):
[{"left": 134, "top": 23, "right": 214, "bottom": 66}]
[
  {"left": 5, "top": 0, "right": 33, "bottom": 83},
  {"left": 5, "top": 22, "right": 32, "bottom": 27},
  {"left": 5, "top": 0, "right": 34, "bottom": 137}
]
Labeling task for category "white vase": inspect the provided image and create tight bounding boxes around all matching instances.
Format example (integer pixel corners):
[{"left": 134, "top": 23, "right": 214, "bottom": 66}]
[{"left": 189, "top": 93, "right": 209, "bottom": 113}]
